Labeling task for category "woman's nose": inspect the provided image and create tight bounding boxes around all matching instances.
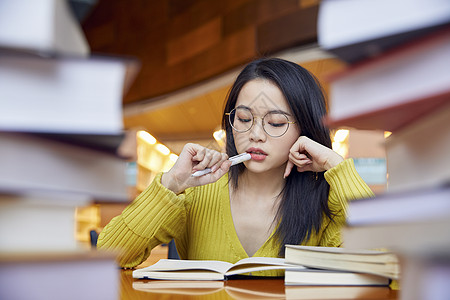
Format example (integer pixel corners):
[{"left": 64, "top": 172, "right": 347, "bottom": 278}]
[{"left": 249, "top": 117, "right": 267, "bottom": 142}]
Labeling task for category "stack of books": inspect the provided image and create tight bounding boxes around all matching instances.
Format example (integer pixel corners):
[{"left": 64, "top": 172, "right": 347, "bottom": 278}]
[
  {"left": 318, "top": 0, "right": 450, "bottom": 299},
  {"left": 0, "top": 1, "right": 139, "bottom": 299},
  {"left": 284, "top": 245, "right": 397, "bottom": 286}
]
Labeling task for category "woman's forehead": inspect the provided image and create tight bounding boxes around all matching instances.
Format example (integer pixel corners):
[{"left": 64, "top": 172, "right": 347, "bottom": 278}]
[{"left": 236, "top": 79, "right": 291, "bottom": 112}]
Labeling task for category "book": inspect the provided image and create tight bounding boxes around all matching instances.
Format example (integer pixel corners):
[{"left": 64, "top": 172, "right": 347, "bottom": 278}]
[
  {"left": 323, "top": 28, "right": 450, "bottom": 132},
  {"left": 399, "top": 255, "right": 450, "bottom": 300},
  {"left": 285, "top": 268, "right": 389, "bottom": 286},
  {"left": 284, "top": 245, "right": 400, "bottom": 279},
  {"left": 132, "top": 257, "right": 299, "bottom": 281},
  {"left": 343, "top": 185, "right": 450, "bottom": 255},
  {"left": 0, "top": 132, "right": 129, "bottom": 202},
  {"left": 0, "top": 251, "right": 119, "bottom": 300},
  {"left": 0, "top": 191, "right": 89, "bottom": 253},
  {"left": 385, "top": 102, "right": 450, "bottom": 192},
  {"left": 0, "top": 0, "right": 90, "bottom": 56},
  {"left": 318, "top": 0, "right": 450, "bottom": 63},
  {"left": 34, "top": 132, "right": 127, "bottom": 156},
  {"left": 343, "top": 217, "right": 450, "bottom": 257},
  {"left": 346, "top": 185, "right": 450, "bottom": 227},
  {"left": 0, "top": 52, "right": 139, "bottom": 134}
]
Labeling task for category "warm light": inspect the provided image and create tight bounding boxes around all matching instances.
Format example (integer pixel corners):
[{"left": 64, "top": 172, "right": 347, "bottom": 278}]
[
  {"left": 333, "top": 129, "right": 349, "bottom": 143},
  {"left": 137, "top": 130, "right": 156, "bottom": 145},
  {"left": 213, "top": 129, "right": 226, "bottom": 142},
  {"left": 332, "top": 141, "right": 348, "bottom": 158},
  {"left": 169, "top": 153, "right": 178, "bottom": 162},
  {"left": 155, "top": 143, "right": 170, "bottom": 156},
  {"left": 384, "top": 131, "right": 392, "bottom": 138}
]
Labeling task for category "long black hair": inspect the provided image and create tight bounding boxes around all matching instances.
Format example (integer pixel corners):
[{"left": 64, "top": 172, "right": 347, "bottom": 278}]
[{"left": 221, "top": 58, "right": 334, "bottom": 256}]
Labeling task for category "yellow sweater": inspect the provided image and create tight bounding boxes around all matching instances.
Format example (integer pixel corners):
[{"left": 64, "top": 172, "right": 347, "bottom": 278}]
[{"left": 98, "top": 159, "right": 373, "bottom": 275}]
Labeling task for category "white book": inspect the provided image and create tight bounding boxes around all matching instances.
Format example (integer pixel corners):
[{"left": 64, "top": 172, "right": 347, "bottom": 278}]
[
  {"left": 285, "top": 268, "right": 389, "bottom": 286},
  {"left": 346, "top": 185, "right": 450, "bottom": 226},
  {"left": 133, "top": 257, "right": 298, "bottom": 281},
  {"left": 325, "top": 29, "right": 450, "bottom": 132},
  {"left": 343, "top": 217, "right": 450, "bottom": 257},
  {"left": 0, "top": 251, "right": 119, "bottom": 300},
  {"left": 400, "top": 257, "right": 450, "bottom": 300},
  {"left": 318, "top": 0, "right": 450, "bottom": 62},
  {"left": 344, "top": 185, "right": 450, "bottom": 255},
  {"left": 285, "top": 245, "right": 399, "bottom": 280},
  {"left": 0, "top": 53, "right": 137, "bottom": 134},
  {"left": 385, "top": 103, "right": 450, "bottom": 193},
  {"left": 0, "top": 132, "right": 129, "bottom": 202},
  {"left": 0, "top": 192, "right": 89, "bottom": 252},
  {"left": 0, "top": 0, "right": 90, "bottom": 56}
]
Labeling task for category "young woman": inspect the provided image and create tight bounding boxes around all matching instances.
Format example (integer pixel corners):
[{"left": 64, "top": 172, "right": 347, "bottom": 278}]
[{"left": 97, "top": 58, "right": 373, "bottom": 276}]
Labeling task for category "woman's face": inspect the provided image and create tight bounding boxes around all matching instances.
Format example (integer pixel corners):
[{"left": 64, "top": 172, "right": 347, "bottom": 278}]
[{"left": 232, "top": 79, "right": 301, "bottom": 174}]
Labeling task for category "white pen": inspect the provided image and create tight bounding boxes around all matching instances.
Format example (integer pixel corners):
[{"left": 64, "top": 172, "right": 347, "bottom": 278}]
[{"left": 191, "top": 152, "right": 251, "bottom": 177}]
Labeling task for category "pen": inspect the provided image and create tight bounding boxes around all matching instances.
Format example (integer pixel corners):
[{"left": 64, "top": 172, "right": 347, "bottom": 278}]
[{"left": 191, "top": 153, "right": 251, "bottom": 177}]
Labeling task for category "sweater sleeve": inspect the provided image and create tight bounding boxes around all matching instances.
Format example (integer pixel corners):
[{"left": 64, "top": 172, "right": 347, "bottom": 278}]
[
  {"left": 319, "top": 158, "right": 375, "bottom": 247},
  {"left": 97, "top": 172, "right": 191, "bottom": 268}
]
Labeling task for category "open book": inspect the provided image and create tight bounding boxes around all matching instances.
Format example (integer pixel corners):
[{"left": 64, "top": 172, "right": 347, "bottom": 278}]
[
  {"left": 132, "top": 257, "right": 298, "bottom": 281},
  {"left": 285, "top": 245, "right": 400, "bottom": 279}
]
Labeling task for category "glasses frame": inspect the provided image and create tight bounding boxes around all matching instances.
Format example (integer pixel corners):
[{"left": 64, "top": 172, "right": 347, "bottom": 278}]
[{"left": 225, "top": 107, "right": 296, "bottom": 138}]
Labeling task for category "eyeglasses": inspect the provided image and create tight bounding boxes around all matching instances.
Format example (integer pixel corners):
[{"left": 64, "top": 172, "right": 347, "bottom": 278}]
[{"left": 225, "top": 107, "right": 296, "bottom": 137}]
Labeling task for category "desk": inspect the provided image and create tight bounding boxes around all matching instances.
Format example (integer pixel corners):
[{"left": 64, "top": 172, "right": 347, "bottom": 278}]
[{"left": 120, "top": 269, "right": 399, "bottom": 299}]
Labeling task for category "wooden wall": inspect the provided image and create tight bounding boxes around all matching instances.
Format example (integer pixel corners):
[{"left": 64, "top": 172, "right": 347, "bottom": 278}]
[{"left": 82, "top": 0, "right": 320, "bottom": 105}]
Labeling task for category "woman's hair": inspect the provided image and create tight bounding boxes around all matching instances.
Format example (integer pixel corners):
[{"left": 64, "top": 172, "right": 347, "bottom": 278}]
[{"left": 221, "top": 58, "right": 334, "bottom": 256}]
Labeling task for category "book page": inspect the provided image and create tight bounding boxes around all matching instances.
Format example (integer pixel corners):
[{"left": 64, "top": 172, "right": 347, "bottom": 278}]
[
  {"left": 226, "top": 257, "right": 300, "bottom": 276},
  {"left": 134, "top": 259, "right": 234, "bottom": 275}
]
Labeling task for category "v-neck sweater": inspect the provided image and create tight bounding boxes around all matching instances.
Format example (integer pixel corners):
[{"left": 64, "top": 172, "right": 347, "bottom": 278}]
[{"left": 98, "top": 159, "right": 373, "bottom": 275}]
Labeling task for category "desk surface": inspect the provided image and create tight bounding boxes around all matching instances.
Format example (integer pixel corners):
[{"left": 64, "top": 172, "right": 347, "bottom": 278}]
[{"left": 120, "top": 269, "right": 399, "bottom": 300}]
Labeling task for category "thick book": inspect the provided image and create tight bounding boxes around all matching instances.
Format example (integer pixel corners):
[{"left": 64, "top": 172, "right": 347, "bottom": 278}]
[
  {"left": 285, "top": 245, "right": 400, "bottom": 279},
  {"left": 323, "top": 28, "right": 450, "bottom": 132},
  {"left": 318, "top": 0, "right": 450, "bottom": 63},
  {"left": 0, "top": 52, "right": 139, "bottom": 134},
  {"left": 399, "top": 256, "right": 450, "bottom": 300},
  {"left": 343, "top": 218, "right": 450, "bottom": 257},
  {"left": 0, "top": 192, "right": 89, "bottom": 253},
  {"left": 0, "top": 0, "right": 89, "bottom": 56},
  {"left": 0, "top": 251, "right": 119, "bottom": 300},
  {"left": 385, "top": 103, "right": 450, "bottom": 192},
  {"left": 343, "top": 185, "right": 450, "bottom": 255},
  {"left": 132, "top": 257, "right": 298, "bottom": 281},
  {"left": 346, "top": 185, "right": 450, "bottom": 227},
  {"left": 0, "top": 132, "right": 129, "bottom": 202},
  {"left": 285, "top": 268, "right": 389, "bottom": 286}
]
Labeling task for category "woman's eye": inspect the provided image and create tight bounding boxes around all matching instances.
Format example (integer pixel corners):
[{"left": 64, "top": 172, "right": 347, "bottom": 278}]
[
  {"left": 238, "top": 117, "right": 252, "bottom": 123},
  {"left": 269, "top": 122, "right": 287, "bottom": 128}
]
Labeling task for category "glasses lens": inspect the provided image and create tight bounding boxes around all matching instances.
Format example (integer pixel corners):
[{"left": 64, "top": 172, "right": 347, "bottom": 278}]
[
  {"left": 229, "top": 108, "right": 253, "bottom": 132},
  {"left": 263, "top": 112, "right": 290, "bottom": 137}
]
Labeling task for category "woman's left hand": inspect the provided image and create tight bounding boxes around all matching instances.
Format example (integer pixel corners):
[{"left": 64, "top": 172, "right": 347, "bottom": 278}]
[{"left": 283, "top": 136, "right": 344, "bottom": 178}]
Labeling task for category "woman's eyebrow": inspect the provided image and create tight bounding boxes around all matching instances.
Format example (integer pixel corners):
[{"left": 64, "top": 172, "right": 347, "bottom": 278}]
[
  {"left": 269, "top": 109, "right": 292, "bottom": 116},
  {"left": 235, "top": 105, "right": 292, "bottom": 116}
]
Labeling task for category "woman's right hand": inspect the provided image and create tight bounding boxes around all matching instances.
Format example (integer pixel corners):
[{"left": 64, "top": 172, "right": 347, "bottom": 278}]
[{"left": 161, "top": 143, "right": 231, "bottom": 194}]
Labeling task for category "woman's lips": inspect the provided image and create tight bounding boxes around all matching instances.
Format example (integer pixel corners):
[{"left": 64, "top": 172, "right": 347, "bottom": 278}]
[{"left": 247, "top": 148, "right": 267, "bottom": 161}]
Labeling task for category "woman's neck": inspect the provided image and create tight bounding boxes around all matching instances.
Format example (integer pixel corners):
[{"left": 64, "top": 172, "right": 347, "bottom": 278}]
[{"left": 235, "top": 166, "right": 286, "bottom": 201}]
